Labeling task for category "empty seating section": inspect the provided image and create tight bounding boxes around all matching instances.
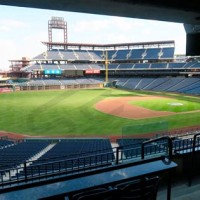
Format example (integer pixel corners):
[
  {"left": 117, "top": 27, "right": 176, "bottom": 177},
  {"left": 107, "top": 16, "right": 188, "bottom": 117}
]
[
  {"left": 33, "top": 47, "right": 175, "bottom": 62},
  {"left": 108, "top": 50, "right": 131, "bottom": 60},
  {"left": 0, "top": 139, "right": 14, "bottom": 149},
  {"left": 123, "top": 78, "right": 142, "bottom": 90},
  {"left": 25, "top": 61, "right": 200, "bottom": 73},
  {"left": 189, "top": 62, "right": 200, "bottom": 68},
  {"left": 118, "top": 138, "right": 169, "bottom": 159},
  {"left": 41, "top": 64, "right": 59, "bottom": 70},
  {"left": 17, "top": 78, "right": 104, "bottom": 87},
  {"left": 173, "top": 138, "right": 193, "bottom": 152},
  {"left": 15, "top": 43, "right": 200, "bottom": 96},
  {"left": 47, "top": 50, "right": 62, "bottom": 60},
  {"left": 145, "top": 48, "right": 161, "bottom": 59},
  {"left": 169, "top": 78, "right": 200, "bottom": 93},
  {"left": 177, "top": 79, "right": 200, "bottom": 94},
  {"left": 92, "top": 50, "right": 105, "bottom": 59},
  {"left": 115, "top": 78, "right": 129, "bottom": 88},
  {"left": 117, "top": 136, "right": 200, "bottom": 159},
  {"left": 33, "top": 50, "right": 104, "bottom": 61},
  {"left": 59, "top": 64, "right": 76, "bottom": 70},
  {"left": 76, "top": 78, "right": 96, "bottom": 84},
  {"left": 25, "top": 63, "right": 104, "bottom": 71},
  {"left": 116, "top": 77, "right": 200, "bottom": 94},
  {"left": 33, "top": 51, "right": 48, "bottom": 60},
  {"left": 183, "top": 62, "right": 196, "bottom": 68},
  {"left": 0, "top": 140, "right": 50, "bottom": 170},
  {"left": 134, "top": 78, "right": 156, "bottom": 90},
  {"left": 184, "top": 86, "right": 200, "bottom": 95},
  {"left": 134, "top": 63, "right": 150, "bottom": 69},
  {"left": 150, "top": 63, "right": 167, "bottom": 69},
  {"left": 88, "top": 64, "right": 103, "bottom": 69},
  {"left": 143, "top": 78, "right": 168, "bottom": 90},
  {"left": 157, "top": 78, "right": 185, "bottom": 91},
  {"left": 108, "top": 64, "right": 119, "bottom": 69},
  {"left": 0, "top": 135, "right": 197, "bottom": 189},
  {"left": 74, "top": 64, "right": 91, "bottom": 70},
  {"left": 87, "top": 51, "right": 103, "bottom": 61},
  {"left": 25, "top": 64, "right": 42, "bottom": 71},
  {"left": 18, "top": 139, "right": 114, "bottom": 177},
  {"left": 168, "top": 62, "right": 185, "bottom": 68},
  {"left": 129, "top": 49, "right": 144, "bottom": 60},
  {"left": 117, "top": 63, "right": 133, "bottom": 69},
  {"left": 41, "top": 79, "right": 61, "bottom": 85},
  {"left": 160, "top": 47, "right": 174, "bottom": 59},
  {"left": 61, "top": 50, "right": 77, "bottom": 60},
  {"left": 26, "top": 79, "right": 45, "bottom": 86}
]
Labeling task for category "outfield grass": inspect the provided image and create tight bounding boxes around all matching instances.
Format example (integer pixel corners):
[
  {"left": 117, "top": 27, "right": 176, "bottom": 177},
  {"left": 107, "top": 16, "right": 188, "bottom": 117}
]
[
  {"left": 130, "top": 98, "right": 200, "bottom": 112},
  {"left": 0, "top": 88, "right": 200, "bottom": 137}
]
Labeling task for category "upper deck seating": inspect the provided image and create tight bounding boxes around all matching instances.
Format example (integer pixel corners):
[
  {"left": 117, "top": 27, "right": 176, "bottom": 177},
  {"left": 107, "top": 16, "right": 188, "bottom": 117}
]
[
  {"left": 160, "top": 47, "right": 174, "bottom": 59},
  {"left": 145, "top": 48, "right": 161, "bottom": 60}
]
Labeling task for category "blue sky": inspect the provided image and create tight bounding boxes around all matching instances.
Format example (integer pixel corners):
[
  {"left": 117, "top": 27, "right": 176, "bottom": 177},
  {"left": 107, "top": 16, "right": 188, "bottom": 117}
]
[{"left": 0, "top": 5, "right": 186, "bottom": 70}]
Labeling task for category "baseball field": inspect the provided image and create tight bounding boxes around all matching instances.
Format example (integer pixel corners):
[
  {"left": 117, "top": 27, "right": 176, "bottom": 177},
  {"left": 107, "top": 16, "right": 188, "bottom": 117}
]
[{"left": 0, "top": 88, "right": 200, "bottom": 138}]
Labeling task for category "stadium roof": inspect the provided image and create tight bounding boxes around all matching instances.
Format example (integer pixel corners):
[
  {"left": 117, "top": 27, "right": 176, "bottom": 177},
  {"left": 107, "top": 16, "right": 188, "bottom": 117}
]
[
  {"left": 42, "top": 40, "right": 175, "bottom": 49},
  {"left": 0, "top": 0, "right": 200, "bottom": 24}
]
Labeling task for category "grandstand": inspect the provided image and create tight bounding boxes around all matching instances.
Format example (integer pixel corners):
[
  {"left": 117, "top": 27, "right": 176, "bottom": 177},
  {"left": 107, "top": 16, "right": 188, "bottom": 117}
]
[{"left": 12, "top": 39, "right": 200, "bottom": 95}]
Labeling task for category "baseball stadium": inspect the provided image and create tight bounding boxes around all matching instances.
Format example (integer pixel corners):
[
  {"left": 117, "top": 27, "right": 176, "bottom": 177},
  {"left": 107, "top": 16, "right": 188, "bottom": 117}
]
[{"left": 1, "top": 5, "right": 200, "bottom": 200}]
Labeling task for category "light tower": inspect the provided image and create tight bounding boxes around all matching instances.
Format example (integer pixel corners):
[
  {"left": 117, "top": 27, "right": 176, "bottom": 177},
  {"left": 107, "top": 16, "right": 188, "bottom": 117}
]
[{"left": 48, "top": 17, "right": 67, "bottom": 50}]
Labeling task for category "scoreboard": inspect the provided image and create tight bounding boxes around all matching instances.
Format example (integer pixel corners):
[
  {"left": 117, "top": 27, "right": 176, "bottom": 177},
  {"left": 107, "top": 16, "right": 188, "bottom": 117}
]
[{"left": 44, "top": 69, "right": 62, "bottom": 75}]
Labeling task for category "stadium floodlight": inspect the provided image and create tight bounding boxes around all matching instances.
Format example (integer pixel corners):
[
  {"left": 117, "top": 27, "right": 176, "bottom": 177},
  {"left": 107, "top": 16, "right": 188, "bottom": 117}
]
[{"left": 48, "top": 17, "right": 67, "bottom": 50}]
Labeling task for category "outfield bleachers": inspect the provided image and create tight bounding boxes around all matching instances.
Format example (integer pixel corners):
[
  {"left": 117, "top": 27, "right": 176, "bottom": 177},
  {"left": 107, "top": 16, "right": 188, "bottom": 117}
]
[
  {"left": 17, "top": 78, "right": 104, "bottom": 87},
  {"left": 160, "top": 47, "right": 174, "bottom": 59},
  {"left": 145, "top": 48, "right": 161, "bottom": 59},
  {"left": 33, "top": 47, "right": 175, "bottom": 63},
  {"left": 150, "top": 63, "right": 167, "bottom": 69}
]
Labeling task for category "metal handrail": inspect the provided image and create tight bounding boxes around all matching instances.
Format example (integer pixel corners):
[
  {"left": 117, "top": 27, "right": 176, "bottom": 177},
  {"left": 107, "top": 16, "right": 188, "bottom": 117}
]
[{"left": 141, "top": 136, "right": 172, "bottom": 160}]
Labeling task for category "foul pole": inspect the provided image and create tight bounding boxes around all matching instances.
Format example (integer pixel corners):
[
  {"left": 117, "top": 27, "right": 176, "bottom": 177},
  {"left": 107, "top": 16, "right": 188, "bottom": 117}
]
[{"left": 105, "top": 50, "right": 109, "bottom": 83}]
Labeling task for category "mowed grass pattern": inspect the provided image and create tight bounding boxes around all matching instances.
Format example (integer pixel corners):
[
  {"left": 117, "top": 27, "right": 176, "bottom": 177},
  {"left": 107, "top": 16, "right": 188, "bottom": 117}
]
[
  {"left": 1, "top": 88, "right": 200, "bottom": 137},
  {"left": 130, "top": 98, "right": 200, "bottom": 112}
]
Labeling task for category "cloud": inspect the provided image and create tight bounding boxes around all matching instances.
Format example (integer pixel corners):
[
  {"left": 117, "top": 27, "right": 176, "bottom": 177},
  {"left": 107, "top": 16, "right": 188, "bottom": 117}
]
[
  {"left": 0, "top": 19, "right": 28, "bottom": 32},
  {"left": 72, "top": 18, "right": 110, "bottom": 33}
]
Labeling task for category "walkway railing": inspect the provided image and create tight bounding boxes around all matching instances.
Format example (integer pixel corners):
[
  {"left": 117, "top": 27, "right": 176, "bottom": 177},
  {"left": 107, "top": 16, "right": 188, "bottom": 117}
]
[{"left": 1, "top": 133, "right": 200, "bottom": 189}]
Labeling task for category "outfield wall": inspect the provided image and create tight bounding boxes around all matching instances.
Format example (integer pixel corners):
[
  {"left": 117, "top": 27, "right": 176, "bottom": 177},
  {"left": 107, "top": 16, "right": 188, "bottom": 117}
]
[{"left": 19, "top": 83, "right": 103, "bottom": 91}]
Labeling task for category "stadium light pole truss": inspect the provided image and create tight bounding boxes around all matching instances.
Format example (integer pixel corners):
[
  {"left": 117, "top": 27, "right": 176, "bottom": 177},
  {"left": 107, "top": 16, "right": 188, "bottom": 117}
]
[{"left": 48, "top": 17, "right": 68, "bottom": 50}]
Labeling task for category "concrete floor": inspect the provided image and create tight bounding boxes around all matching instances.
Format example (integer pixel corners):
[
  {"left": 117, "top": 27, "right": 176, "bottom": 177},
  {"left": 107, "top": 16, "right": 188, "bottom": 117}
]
[{"left": 157, "top": 177, "right": 200, "bottom": 200}]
